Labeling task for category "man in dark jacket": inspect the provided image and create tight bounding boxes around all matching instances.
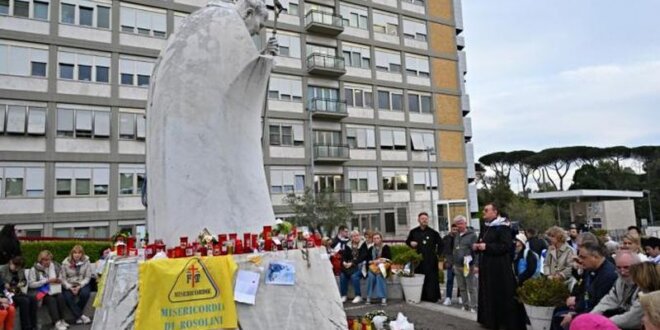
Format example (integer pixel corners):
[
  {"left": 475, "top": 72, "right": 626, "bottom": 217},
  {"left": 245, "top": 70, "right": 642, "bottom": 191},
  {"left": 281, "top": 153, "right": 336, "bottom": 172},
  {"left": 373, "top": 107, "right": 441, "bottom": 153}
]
[
  {"left": 552, "top": 241, "right": 618, "bottom": 329},
  {"left": 331, "top": 225, "right": 350, "bottom": 251},
  {"left": 442, "top": 223, "right": 459, "bottom": 306},
  {"left": 406, "top": 212, "right": 443, "bottom": 303}
]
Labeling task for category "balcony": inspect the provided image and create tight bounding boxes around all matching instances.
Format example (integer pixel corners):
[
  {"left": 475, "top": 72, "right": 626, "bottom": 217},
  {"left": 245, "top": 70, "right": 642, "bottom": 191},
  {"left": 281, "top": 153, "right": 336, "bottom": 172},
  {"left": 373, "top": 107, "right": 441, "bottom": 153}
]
[
  {"left": 306, "top": 54, "right": 346, "bottom": 77},
  {"left": 315, "top": 189, "right": 352, "bottom": 203},
  {"left": 461, "top": 94, "right": 471, "bottom": 115},
  {"left": 456, "top": 35, "right": 465, "bottom": 50},
  {"left": 308, "top": 98, "right": 348, "bottom": 119},
  {"left": 304, "top": 10, "right": 344, "bottom": 36},
  {"left": 463, "top": 116, "right": 472, "bottom": 140},
  {"left": 314, "top": 144, "right": 350, "bottom": 163}
]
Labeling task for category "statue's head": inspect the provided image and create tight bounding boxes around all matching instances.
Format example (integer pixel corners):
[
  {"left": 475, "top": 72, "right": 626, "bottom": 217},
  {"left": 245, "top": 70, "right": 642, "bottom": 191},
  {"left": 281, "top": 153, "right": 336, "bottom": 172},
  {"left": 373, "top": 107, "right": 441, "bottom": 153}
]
[{"left": 237, "top": 0, "right": 269, "bottom": 36}]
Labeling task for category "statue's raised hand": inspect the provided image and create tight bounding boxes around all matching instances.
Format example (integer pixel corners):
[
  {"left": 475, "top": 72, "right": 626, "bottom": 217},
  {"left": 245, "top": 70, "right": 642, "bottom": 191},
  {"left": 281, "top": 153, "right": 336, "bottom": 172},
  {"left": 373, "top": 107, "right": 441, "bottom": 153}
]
[{"left": 262, "top": 36, "right": 279, "bottom": 56}]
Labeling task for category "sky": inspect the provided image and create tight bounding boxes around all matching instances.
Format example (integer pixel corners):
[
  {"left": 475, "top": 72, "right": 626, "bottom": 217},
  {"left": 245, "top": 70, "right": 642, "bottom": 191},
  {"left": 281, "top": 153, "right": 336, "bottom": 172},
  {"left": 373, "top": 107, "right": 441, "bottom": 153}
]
[{"left": 461, "top": 1, "right": 660, "bottom": 160}]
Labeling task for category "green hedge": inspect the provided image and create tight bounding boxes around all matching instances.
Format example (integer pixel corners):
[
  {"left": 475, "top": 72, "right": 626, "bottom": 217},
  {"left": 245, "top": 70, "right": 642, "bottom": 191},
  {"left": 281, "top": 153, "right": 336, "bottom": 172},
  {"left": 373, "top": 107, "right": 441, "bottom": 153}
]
[
  {"left": 21, "top": 241, "right": 112, "bottom": 266},
  {"left": 389, "top": 244, "right": 410, "bottom": 262}
]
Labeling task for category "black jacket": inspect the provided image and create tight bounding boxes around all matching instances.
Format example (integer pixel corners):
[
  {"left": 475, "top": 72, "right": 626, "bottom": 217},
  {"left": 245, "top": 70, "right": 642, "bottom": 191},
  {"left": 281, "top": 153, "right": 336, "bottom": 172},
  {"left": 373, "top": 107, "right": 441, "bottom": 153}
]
[
  {"left": 576, "top": 259, "right": 618, "bottom": 313},
  {"left": 513, "top": 249, "right": 538, "bottom": 284},
  {"left": 341, "top": 241, "right": 368, "bottom": 275},
  {"left": 366, "top": 244, "right": 391, "bottom": 263},
  {"left": 527, "top": 236, "right": 548, "bottom": 256}
]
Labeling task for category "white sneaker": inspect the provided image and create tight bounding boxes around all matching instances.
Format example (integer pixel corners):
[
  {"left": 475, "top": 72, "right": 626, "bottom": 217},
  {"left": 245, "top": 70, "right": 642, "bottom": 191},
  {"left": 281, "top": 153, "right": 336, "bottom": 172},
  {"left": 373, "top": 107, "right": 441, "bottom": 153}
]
[
  {"left": 55, "top": 320, "right": 67, "bottom": 330},
  {"left": 442, "top": 297, "right": 452, "bottom": 306},
  {"left": 381, "top": 298, "right": 387, "bottom": 306},
  {"left": 76, "top": 318, "right": 84, "bottom": 325},
  {"left": 470, "top": 308, "right": 477, "bottom": 313},
  {"left": 81, "top": 315, "right": 92, "bottom": 324},
  {"left": 61, "top": 320, "right": 70, "bottom": 328},
  {"left": 457, "top": 297, "right": 463, "bottom": 305},
  {"left": 352, "top": 296, "right": 362, "bottom": 304},
  {"left": 365, "top": 298, "right": 371, "bottom": 305},
  {"left": 341, "top": 296, "right": 347, "bottom": 303}
]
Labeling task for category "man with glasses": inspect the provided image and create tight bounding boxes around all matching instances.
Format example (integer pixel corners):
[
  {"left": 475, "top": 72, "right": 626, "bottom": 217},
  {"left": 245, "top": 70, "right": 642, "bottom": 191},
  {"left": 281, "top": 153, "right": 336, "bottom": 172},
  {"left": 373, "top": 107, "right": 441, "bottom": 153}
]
[
  {"left": 552, "top": 241, "right": 617, "bottom": 330},
  {"left": 590, "top": 250, "right": 642, "bottom": 329}
]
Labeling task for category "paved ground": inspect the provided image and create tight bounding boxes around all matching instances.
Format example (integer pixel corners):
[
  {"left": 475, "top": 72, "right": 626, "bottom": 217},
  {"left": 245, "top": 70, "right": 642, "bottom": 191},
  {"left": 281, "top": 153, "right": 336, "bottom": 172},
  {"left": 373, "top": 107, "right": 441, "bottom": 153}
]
[
  {"left": 67, "top": 300, "right": 479, "bottom": 330},
  {"left": 344, "top": 299, "right": 482, "bottom": 330}
]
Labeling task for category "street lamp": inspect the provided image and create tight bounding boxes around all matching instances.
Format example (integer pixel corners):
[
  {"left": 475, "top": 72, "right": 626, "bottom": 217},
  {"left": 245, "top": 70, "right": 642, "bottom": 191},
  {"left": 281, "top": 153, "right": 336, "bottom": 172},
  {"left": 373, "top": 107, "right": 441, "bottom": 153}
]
[
  {"left": 425, "top": 147, "right": 437, "bottom": 229},
  {"left": 643, "top": 189, "right": 655, "bottom": 226}
]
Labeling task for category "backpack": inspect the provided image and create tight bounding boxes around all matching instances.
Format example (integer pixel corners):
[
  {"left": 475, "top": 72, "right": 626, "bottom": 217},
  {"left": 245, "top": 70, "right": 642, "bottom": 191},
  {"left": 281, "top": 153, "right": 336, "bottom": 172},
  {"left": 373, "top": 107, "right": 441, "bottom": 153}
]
[{"left": 516, "top": 247, "right": 541, "bottom": 278}]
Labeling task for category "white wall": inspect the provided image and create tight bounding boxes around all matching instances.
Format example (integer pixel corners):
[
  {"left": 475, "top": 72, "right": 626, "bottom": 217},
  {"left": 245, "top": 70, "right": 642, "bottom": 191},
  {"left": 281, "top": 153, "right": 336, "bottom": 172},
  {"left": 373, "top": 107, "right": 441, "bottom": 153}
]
[
  {"left": 0, "top": 199, "right": 44, "bottom": 214},
  {"left": 119, "top": 86, "right": 148, "bottom": 100},
  {"left": 381, "top": 150, "right": 408, "bottom": 161},
  {"left": 57, "top": 81, "right": 111, "bottom": 97},
  {"left": 383, "top": 190, "right": 410, "bottom": 202},
  {"left": 0, "top": 16, "right": 49, "bottom": 34},
  {"left": 0, "top": 137, "right": 46, "bottom": 152},
  {"left": 55, "top": 139, "right": 110, "bottom": 153},
  {"left": 269, "top": 146, "right": 305, "bottom": 158},
  {"left": 59, "top": 25, "right": 111, "bottom": 43},
  {"left": 119, "top": 34, "right": 166, "bottom": 51},
  {"left": 54, "top": 197, "right": 110, "bottom": 212},
  {"left": 118, "top": 140, "right": 145, "bottom": 154},
  {"left": 376, "top": 71, "right": 402, "bottom": 83},
  {"left": 0, "top": 76, "right": 48, "bottom": 92},
  {"left": 118, "top": 196, "right": 145, "bottom": 211}
]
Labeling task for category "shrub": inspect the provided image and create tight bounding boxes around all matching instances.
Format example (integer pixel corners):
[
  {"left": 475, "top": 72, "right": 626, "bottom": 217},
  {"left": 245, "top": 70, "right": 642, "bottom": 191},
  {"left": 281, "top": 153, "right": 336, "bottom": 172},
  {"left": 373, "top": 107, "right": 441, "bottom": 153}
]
[
  {"left": 517, "top": 277, "right": 570, "bottom": 307},
  {"left": 389, "top": 244, "right": 411, "bottom": 263},
  {"left": 391, "top": 245, "right": 423, "bottom": 277},
  {"left": 21, "top": 241, "right": 112, "bottom": 266}
]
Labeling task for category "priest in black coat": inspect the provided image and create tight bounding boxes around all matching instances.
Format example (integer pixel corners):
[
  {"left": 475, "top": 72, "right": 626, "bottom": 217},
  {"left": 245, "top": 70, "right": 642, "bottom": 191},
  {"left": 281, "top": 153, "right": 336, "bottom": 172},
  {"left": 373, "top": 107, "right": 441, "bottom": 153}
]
[
  {"left": 475, "top": 203, "right": 526, "bottom": 330},
  {"left": 405, "top": 212, "right": 443, "bottom": 303}
]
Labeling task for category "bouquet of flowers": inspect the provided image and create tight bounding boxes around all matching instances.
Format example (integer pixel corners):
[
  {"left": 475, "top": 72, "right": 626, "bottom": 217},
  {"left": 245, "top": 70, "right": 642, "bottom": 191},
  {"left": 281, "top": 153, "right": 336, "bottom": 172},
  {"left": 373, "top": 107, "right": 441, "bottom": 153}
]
[{"left": 197, "top": 228, "right": 217, "bottom": 245}]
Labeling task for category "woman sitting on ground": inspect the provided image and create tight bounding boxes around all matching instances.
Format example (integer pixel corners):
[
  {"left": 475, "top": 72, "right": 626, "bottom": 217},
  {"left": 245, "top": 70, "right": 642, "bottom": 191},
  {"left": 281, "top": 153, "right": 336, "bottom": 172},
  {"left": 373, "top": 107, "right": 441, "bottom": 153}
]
[
  {"left": 60, "top": 245, "right": 93, "bottom": 325},
  {"left": 28, "top": 250, "right": 69, "bottom": 330},
  {"left": 0, "top": 256, "right": 38, "bottom": 330},
  {"left": 365, "top": 232, "right": 391, "bottom": 306}
]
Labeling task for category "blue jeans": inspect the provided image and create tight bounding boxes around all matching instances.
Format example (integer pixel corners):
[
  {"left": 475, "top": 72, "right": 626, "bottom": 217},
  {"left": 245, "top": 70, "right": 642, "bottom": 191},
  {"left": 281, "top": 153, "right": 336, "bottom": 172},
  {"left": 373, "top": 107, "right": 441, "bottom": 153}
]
[
  {"left": 446, "top": 267, "right": 455, "bottom": 299},
  {"left": 63, "top": 284, "right": 91, "bottom": 319},
  {"left": 339, "top": 270, "right": 362, "bottom": 297},
  {"left": 366, "top": 272, "right": 387, "bottom": 299}
]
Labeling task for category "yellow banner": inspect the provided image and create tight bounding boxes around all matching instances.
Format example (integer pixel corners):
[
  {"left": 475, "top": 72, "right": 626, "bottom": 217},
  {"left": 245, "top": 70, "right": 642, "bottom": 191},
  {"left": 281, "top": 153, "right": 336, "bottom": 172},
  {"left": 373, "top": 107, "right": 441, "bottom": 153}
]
[{"left": 136, "top": 256, "right": 238, "bottom": 330}]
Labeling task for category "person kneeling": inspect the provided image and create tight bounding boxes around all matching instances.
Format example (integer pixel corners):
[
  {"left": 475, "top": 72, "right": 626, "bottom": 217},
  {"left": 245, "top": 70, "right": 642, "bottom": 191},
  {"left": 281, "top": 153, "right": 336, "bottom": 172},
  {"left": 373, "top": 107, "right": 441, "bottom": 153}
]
[{"left": 365, "top": 233, "right": 391, "bottom": 306}]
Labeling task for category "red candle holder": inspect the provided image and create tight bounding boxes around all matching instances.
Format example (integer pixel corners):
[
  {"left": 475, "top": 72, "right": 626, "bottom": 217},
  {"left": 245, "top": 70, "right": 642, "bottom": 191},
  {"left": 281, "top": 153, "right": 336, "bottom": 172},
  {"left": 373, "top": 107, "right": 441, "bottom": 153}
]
[
  {"left": 235, "top": 239, "right": 243, "bottom": 254},
  {"left": 243, "top": 233, "right": 251, "bottom": 248},
  {"left": 127, "top": 237, "right": 136, "bottom": 250},
  {"left": 179, "top": 236, "right": 188, "bottom": 249},
  {"left": 229, "top": 233, "right": 237, "bottom": 244},
  {"left": 116, "top": 244, "right": 126, "bottom": 256},
  {"left": 212, "top": 244, "right": 221, "bottom": 256},
  {"left": 166, "top": 248, "right": 175, "bottom": 258},
  {"left": 145, "top": 245, "right": 155, "bottom": 259},
  {"left": 251, "top": 234, "right": 258, "bottom": 251},
  {"left": 185, "top": 245, "right": 193, "bottom": 257},
  {"left": 174, "top": 246, "right": 184, "bottom": 258},
  {"left": 128, "top": 248, "right": 138, "bottom": 257}
]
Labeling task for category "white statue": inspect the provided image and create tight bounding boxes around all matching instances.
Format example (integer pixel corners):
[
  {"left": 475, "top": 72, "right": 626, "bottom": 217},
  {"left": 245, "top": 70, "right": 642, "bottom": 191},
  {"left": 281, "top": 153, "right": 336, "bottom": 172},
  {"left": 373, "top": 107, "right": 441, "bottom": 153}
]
[{"left": 146, "top": 0, "right": 279, "bottom": 245}]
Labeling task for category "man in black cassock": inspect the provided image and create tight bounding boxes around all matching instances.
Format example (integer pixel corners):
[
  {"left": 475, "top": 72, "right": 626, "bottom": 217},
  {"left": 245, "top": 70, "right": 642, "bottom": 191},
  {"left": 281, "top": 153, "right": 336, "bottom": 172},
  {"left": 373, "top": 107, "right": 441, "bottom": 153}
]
[
  {"left": 474, "top": 203, "right": 526, "bottom": 330},
  {"left": 405, "top": 211, "right": 443, "bottom": 303}
]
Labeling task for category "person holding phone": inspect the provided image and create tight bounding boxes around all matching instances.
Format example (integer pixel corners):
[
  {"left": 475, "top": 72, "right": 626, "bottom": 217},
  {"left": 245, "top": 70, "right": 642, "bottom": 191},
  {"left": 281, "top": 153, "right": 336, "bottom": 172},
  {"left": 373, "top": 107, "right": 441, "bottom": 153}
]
[{"left": 60, "top": 245, "right": 93, "bottom": 325}]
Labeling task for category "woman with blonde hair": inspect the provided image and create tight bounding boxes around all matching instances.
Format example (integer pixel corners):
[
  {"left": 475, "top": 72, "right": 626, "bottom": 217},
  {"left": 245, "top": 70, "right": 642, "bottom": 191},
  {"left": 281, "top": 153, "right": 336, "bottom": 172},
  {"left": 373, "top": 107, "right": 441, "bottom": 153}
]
[
  {"left": 630, "top": 261, "right": 660, "bottom": 292},
  {"left": 621, "top": 233, "right": 649, "bottom": 262},
  {"left": 640, "top": 291, "right": 660, "bottom": 330},
  {"left": 60, "top": 245, "right": 93, "bottom": 325},
  {"left": 28, "top": 250, "right": 68, "bottom": 330},
  {"left": 544, "top": 226, "right": 574, "bottom": 281}
]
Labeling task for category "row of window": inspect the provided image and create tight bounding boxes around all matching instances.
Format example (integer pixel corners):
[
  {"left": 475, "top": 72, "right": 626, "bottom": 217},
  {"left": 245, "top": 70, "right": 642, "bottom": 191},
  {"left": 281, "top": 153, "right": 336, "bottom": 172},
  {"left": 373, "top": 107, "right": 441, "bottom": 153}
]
[
  {"left": 268, "top": 123, "right": 435, "bottom": 151},
  {"left": 0, "top": 103, "right": 145, "bottom": 141},
  {"left": 268, "top": 78, "right": 432, "bottom": 113},
  {"left": 0, "top": 40, "right": 155, "bottom": 87},
  {"left": 269, "top": 167, "right": 437, "bottom": 194},
  {"left": 0, "top": 164, "right": 144, "bottom": 198}
]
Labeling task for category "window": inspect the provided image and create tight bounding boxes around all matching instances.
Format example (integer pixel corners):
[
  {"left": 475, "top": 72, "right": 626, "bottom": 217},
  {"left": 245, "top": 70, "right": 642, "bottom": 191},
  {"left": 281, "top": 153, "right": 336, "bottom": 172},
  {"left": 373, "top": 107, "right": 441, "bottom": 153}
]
[
  {"left": 270, "top": 168, "right": 305, "bottom": 194},
  {"left": 119, "top": 165, "right": 145, "bottom": 195},
  {"left": 53, "top": 226, "right": 109, "bottom": 239},
  {"left": 0, "top": 42, "right": 48, "bottom": 78},
  {"left": 119, "top": 112, "right": 146, "bottom": 140},
  {"left": 342, "top": 43, "right": 370, "bottom": 69},
  {"left": 120, "top": 5, "right": 166, "bottom": 37},
  {"left": 55, "top": 165, "right": 109, "bottom": 196},
  {"left": 0, "top": 0, "right": 48, "bottom": 19},
  {"left": 340, "top": 4, "right": 368, "bottom": 29},
  {"left": 375, "top": 49, "right": 401, "bottom": 73},
  {"left": 268, "top": 75, "right": 303, "bottom": 102},
  {"left": 348, "top": 169, "right": 377, "bottom": 192},
  {"left": 413, "top": 169, "right": 438, "bottom": 191},
  {"left": 405, "top": 54, "right": 430, "bottom": 77},
  {"left": 61, "top": 3, "right": 75, "bottom": 23},
  {"left": 384, "top": 212, "right": 395, "bottom": 233},
  {"left": 403, "top": 18, "right": 427, "bottom": 42},
  {"left": 408, "top": 92, "right": 432, "bottom": 113},
  {"left": 271, "top": 32, "right": 301, "bottom": 58},
  {"left": 380, "top": 128, "right": 406, "bottom": 150},
  {"left": 58, "top": 51, "right": 111, "bottom": 83},
  {"left": 33, "top": 1, "right": 48, "bottom": 19},
  {"left": 382, "top": 168, "right": 408, "bottom": 191},
  {"left": 0, "top": 166, "right": 44, "bottom": 198},
  {"left": 0, "top": 104, "right": 46, "bottom": 136},
  {"left": 97, "top": 6, "right": 110, "bottom": 28},
  {"left": 313, "top": 130, "right": 341, "bottom": 146},
  {"left": 346, "top": 126, "right": 375, "bottom": 149},
  {"left": 345, "top": 85, "right": 373, "bottom": 108},
  {"left": 351, "top": 213, "right": 380, "bottom": 233},
  {"left": 0, "top": 0, "right": 8, "bottom": 14},
  {"left": 373, "top": 11, "right": 398, "bottom": 36},
  {"left": 57, "top": 107, "right": 110, "bottom": 138},
  {"left": 377, "top": 89, "right": 403, "bottom": 111},
  {"left": 269, "top": 122, "right": 303, "bottom": 146},
  {"left": 264, "top": 0, "right": 299, "bottom": 16},
  {"left": 79, "top": 6, "right": 93, "bottom": 26},
  {"left": 410, "top": 130, "right": 435, "bottom": 151},
  {"left": 14, "top": 0, "right": 28, "bottom": 16},
  {"left": 119, "top": 57, "right": 154, "bottom": 87}
]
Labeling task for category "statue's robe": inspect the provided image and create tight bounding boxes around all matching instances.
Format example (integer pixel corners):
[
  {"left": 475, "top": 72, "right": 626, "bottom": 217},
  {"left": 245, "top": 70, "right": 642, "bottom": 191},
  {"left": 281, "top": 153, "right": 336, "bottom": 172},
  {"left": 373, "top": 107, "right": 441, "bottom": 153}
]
[{"left": 146, "top": 1, "right": 275, "bottom": 245}]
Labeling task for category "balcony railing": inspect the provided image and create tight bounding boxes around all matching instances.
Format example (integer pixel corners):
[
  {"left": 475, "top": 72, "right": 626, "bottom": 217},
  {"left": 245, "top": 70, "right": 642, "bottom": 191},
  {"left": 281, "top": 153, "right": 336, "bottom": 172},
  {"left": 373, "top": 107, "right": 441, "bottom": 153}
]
[
  {"left": 314, "top": 144, "right": 350, "bottom": 161},
  {"left": 314, "top": 189, "right": 352, "bottom": 203},
  {"left": 304, "top": 10, "right": 344, "bottom": 35},
  {"left": 306, "top": 53, "right": 346, "bottom": 76},
  {"left": 307, "top": 98, "right": 347, "bottom": 117}
]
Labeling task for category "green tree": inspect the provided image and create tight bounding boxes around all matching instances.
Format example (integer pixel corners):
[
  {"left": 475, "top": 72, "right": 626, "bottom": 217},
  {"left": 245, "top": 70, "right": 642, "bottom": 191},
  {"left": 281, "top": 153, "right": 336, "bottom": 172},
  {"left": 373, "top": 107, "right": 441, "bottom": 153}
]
[
  {"left": 507, "top": 197, "right": 556, "bottom": 232},
  {"left": 285, "top": 188, "right": 353, "bottom": 235}
]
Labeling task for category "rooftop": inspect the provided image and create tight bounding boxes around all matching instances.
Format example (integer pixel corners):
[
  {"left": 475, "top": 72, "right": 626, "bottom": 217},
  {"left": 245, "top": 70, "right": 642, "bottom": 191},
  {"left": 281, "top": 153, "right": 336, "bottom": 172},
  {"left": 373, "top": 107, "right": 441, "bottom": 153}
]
[{"left": 529, "top": 189, "right": 644, "bottom": 200}]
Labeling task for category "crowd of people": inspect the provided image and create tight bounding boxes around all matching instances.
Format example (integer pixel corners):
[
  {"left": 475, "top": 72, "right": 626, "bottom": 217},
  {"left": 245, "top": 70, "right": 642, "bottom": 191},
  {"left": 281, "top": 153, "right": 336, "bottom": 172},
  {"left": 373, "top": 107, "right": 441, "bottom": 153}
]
[
  {"left": 327, "top": 203, "right": 660, "bottom": 330},
  {"left": 0, "top": 224, "right": 111, "bottom": 330}
]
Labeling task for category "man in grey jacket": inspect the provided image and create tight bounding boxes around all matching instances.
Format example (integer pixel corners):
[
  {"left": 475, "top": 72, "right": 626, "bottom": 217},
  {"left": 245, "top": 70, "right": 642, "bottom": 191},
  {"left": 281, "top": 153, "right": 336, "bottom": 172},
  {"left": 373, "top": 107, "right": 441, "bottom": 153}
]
[
  {"left": 451, "top": 215, "right": 478, "bottom": 312},
  {"left": 591, "top": 249, "right": 642, "bottom": 329}
]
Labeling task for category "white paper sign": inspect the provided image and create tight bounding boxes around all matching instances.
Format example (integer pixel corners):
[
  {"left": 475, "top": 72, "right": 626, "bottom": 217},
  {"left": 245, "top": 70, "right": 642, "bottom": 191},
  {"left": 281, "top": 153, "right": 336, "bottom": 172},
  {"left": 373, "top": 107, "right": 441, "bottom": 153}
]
[{"left": 234, "top": 270, "right": 260, "bottom": 305}]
